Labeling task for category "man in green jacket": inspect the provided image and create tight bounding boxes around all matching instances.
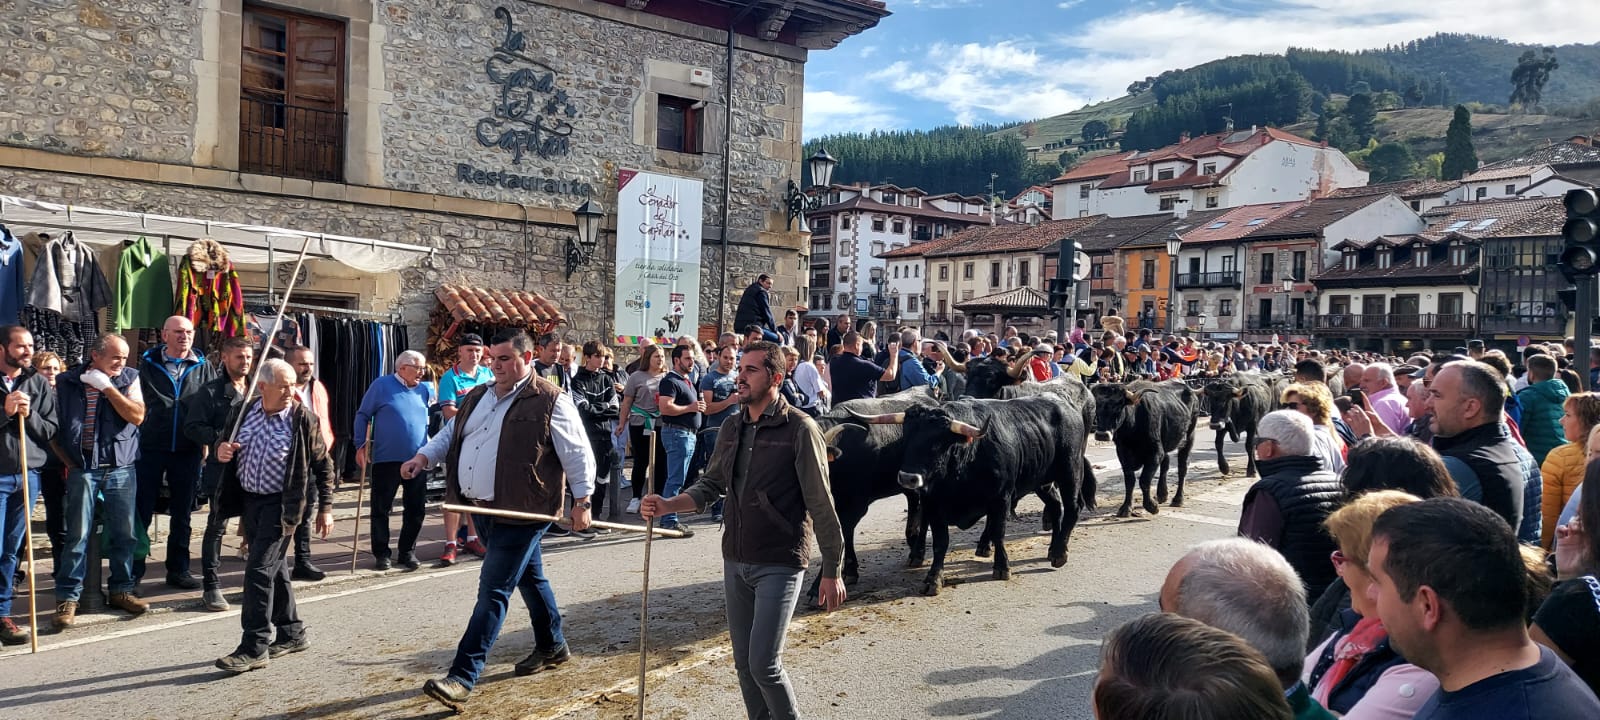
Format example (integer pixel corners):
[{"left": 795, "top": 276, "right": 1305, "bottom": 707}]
[
  {"left": 1515, "top": 354, "right": 1570, "bottom": 465},
  {"left": 642, "top": 340, "right": 846, "bottom": 720}
]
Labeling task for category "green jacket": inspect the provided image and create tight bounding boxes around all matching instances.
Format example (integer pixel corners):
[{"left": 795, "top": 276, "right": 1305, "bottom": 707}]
[
  {"left": 1517, "top": 378, "right": 1570, "bottom": 464},
  {"left": 115, "top": 235, "right": 173, "bottom": 331},
  {"left": 1290, "top": 682, "right": 1338, "bottom": 720}
]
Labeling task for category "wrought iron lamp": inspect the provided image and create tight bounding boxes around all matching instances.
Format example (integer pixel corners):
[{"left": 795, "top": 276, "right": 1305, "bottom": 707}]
[
  {"left": 1165, "top": 231, "right": 1182, "bottom": 333},
  {"left": 786, "top": 149, "right": 839, "bottom": 232},
  {"left": 565, "top": 198, "right": 605, "bottom": 280}
]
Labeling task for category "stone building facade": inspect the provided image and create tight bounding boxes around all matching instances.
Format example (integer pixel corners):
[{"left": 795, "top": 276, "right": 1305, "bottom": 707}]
[{"left": 0, "top": 0, "right": 886, "bottom": 341}]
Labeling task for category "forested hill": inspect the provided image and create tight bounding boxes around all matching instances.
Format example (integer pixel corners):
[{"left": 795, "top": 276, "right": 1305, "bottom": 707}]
[
  {"left": 801, "top": 127, "right": 1061, "bottom": 199},
  {"left": 1368, "top": 34, "right": 1600, "bottom": 110}
]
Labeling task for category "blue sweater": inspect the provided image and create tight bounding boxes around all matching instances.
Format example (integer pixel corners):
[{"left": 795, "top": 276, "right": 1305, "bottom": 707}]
[{"left": 354, "top": 374, "right": 435, "bottom": 463}]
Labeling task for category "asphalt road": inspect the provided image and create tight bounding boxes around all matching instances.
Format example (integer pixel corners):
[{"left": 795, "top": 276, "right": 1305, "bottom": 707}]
[{"left": 0, "top": 428, "right": 1259, "bottom": 720}]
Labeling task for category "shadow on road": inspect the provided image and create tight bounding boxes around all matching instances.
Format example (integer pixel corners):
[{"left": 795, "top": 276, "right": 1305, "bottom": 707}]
[
  {"left": 921, "top": 595, "right": 1158, "bottom": 719},
  {"left": 4, "top": 660, "right": 218, "bottom": 707}
]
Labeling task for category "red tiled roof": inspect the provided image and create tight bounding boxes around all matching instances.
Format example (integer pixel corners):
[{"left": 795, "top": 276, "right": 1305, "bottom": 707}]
[
  {"left": 1328, "top": 179, "right": 1459, "bottom": 199},
  {"left": 1244, "top": 194, "right": 1393, "bottom": 240},
  {"left": 925, "top": 216, "right": 1106, "bottom": 258},
  {"left": 1420, "top": 197, "right": 1563, "bottom": 237},
  {"left": 1117, "top": 208, "right": 1234, "bottom": 249},
  {"left": 1062, "top": 127, "right": 1323, "bottom": 194},
  {"left": 806, "top": 195, "right": 993, "bottom": 225},
  {"left": 954, "top": 286, "right": 1052, "bottom": 313},
  {"left": 879, "top": 234, "right": 966, "bottom": 259},
  {"left": 1172, "top": 202, "right": 1304, "bottom": 245},
  {"left": 1461, "top": 164, "right": 1546, "bottom": 183},
  {"left": 436, "top": 284, "right": 564, "bottom": 327},
  {"left": 1052, "top": 152, "right": 1135, "bottom": 183},
  {"left": 1045, "top": 212, "right": 1175, "bottom": 253}
]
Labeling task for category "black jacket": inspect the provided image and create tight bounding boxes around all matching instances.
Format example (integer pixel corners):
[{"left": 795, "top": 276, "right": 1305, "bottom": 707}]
[
  {"left": 1, "top": 369, "right": 57, "bottom": 474},
  {"left": 181, "top": 376, "right": 247, "bottom": 496},
  {"left": 1244, "top": 454, "right": 1343, "bottom": 601},
  {"left": 138, "top": 345, "right": 219, "bottom": 453},
  {"left": 571, "top": 367, "right": 620, "bottom": 434},
  {"left": 1432, "top": 422, "right": 1526, "bottom": 532},
  {"left": 215, "top": 401, "right": 335, "bottom": 534},
  {"left": 733, "top": 281, "right": 775, "bottom": 333}
]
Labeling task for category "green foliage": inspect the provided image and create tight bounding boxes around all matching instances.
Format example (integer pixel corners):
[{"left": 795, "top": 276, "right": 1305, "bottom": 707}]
[
  {"left": 1364, "top": 142, "right": 1418, "bottom": 183},
  {"left": 1510, "top": 48, "right": 1560, "bottom": 109},
  {"left": 1345, "top": 94, "right": 1378, "bottom": 146},
  {"left": 1122, "top": 73, "right": 1311, "bottom": 150},
  {"left": 1442, "top": 105, "right": 1478, "bottom": 181},
  {"left": 1369, "top": 34, "right": 1600, "bottom": 109},
  {"left": 804, "top": 126, "right": 1061, "bottom": 197},
  {"left": 1420, "top": 152, "right": 1445, "bottom": 180},
  {"left": 1081, "top": 119, "right": 1111, "bottom": 142}
]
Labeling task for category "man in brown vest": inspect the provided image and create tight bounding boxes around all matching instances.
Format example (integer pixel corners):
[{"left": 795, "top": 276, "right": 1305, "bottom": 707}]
[
  {"left": 401, "top": 331, "right": 595, "bottom": 711},
  {"left": 642, "top": 340, "right": 845, "bottom": 720}
]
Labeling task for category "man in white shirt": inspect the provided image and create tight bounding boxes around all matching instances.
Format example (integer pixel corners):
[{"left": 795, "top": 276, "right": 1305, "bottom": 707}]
[{"left": 402, "top": 331, "right": 594, "bottom": 712}]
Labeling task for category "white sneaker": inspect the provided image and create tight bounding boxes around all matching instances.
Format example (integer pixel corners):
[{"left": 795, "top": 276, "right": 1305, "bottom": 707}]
[{"left": 626, "top": 498, "right": 641, "bottom": 514}]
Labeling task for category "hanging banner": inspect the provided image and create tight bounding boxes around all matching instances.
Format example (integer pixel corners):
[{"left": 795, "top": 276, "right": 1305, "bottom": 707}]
[{"left": 613, "top": 169, "right": 704, "bottom": 345}]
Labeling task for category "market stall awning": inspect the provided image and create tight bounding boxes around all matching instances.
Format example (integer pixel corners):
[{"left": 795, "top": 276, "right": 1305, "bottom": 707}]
[
  {"left": 435, "top": 284, "right": 564, "bottom": 327},
  {"left": 953, "top": 286, "right": 1055, "bottom": 317},
  {"left": 0, "top": 194, "right": 434, "bottom": 273}
]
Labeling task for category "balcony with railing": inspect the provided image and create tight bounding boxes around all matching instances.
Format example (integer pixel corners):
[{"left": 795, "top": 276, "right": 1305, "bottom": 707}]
[
  {"left": 1174, "top": 271, "right": 1241, "bottom": 289},
  {"left": 1313, "top": 314, "right": 1477, "bottom": 335},
  {"left": 1246, "top": 314, "right": 1311, "bottom": 331},
  {"left": 239, "top": 97, "right": 346, "bottom": 182},
  {"left": 912, "top": 229, "right": 932, "bottom": 242},
  {"left": 809, "top": 248, "right": 831, "bottom": 267},
  {"left": 925, "top": 313, "right": 951, "bottom": 324},
  {"left": 1480, "top": 314, "right": 1564, "bottom": 337}
]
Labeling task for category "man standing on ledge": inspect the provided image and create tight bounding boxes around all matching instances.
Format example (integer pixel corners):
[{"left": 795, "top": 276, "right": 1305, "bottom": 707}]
[
  {"left": 642, "top": 340, "right": 846, "bottom": 720},
  {"left": 402, "top": 331, "right": 595, "bottom": 712},
  {"left": 734, "top": 274, "right": 781, "bottom": 343}
]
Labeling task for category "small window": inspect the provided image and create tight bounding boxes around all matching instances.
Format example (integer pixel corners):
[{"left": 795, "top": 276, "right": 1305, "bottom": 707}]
[
  {"left": 914, "top": 265, "right": 920, "bottom": 277},
  {"left": 1157, "top": 168, "right": 1175, "bottom": 181},
  {"left": 838, "top": 269, "right": 849, "bottom": 283},
  {"left": 1410, "top": 200, "right": 1421, "bottom": 210},
  {"left": 908, "top": 295, "right": 919, "bottom": 312},
  {"left": 1475, "top": 187, "right": 1487, "bottom": 200},
  {"left": 893, "top": 266, "right": 900, "bottom": 279},
  {"left": 813, "top": 217, "right": 830, "bottom": 233},
  {"left": 989, "top": 261, "right": 1001, "bottom": 288},
  {"left": 1205, "top": 194, "right": 1219, "bottom": 208},
  {"left": 1245, "top": 217, "right": 1268, "bottom": 226},
  {"left": 1159, "top": 196, "right": 1178, "bottom": 211},
  {"left": 1504, "top": 184, "right": 1516, "bottom": 195},
  {"left": 655, "top": 95, "right": 702, "bottom": 153},
  {"left": 1142, "top": 259, "right": 1156, "bottom": 288},
  {"left": 938, "top": 264, "right": 949, "bottom": 281},
  {"left": 872, "top": 218, "right": 886, "bottom": 232},
  {"left": 1206, "top": 221, "right": 1229, "bottom": 230},
  {"left": 841, "top": 216, "right": 852, "bottom": 230},
  {"left": 1018, "top": 260, "right": 1031, "bottom": 287},
  {"left": 1446, "top": 220, "right": 1471, "bottom": 232},
  {"left": 892, "top": 220, "right": 905, "bottom": 234},
  {"left": 1219, "top": 298, "right": 1233, "bottom": 316},
  {"left": 1186, "top": 299, "right": 1200, "bottom": 315},
  {"left": 1259, "top": 253, "right": 1275, "bottom": 284},
  {"left": 1132, "top": 169, "right": 1149, "bottom": 183},
  {"left": 1472, "top": 218, "right": 1498, "bottom": 231},
  {"left": 1079, "top": 184, "right": 1091, "bottom": 199},
  {"left": 882, "top": 192, "right": 899, "bottom": 205},
  {"left": 963, "top": 262, "right": 974, "bottom": 280},
  {"left": 1201, "top": 162, "right": 1217, "bottom": 175}
]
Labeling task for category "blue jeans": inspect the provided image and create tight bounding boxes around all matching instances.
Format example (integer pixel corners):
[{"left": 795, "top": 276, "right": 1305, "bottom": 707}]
[
  {"left": 0, "top": 470, "right": 42, "bottom": 617},
  {"left": 725, "top": 561, "right": 807, "bottom": 720},
  {"left": 135, "top": 446, "right": 204, "bottom": 577},
  {"left": 759, "top": 328, "right": 781, "bottom": 343},
  {"left": 447, "top": 515, "right": 564, "bottom": 689},
  {"left": 660, "top": 425, "right": 696, "bottom": 527},
  {"left": 56, "top": 466, "right": 139, "bottom": 602}
]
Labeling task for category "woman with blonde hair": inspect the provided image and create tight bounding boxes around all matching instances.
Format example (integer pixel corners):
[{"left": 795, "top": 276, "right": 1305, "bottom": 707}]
[
  {"left": 1541, "top": 392, "right": 1600, "bottom": 549},
  {"left": 1282, "top": 382, "right": 1345, "bottom": 474}
]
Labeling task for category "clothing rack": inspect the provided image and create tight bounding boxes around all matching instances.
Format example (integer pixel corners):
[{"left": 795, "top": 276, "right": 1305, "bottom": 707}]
[{"left": 244, "top": 293, "right": 401, "bottom": 322}]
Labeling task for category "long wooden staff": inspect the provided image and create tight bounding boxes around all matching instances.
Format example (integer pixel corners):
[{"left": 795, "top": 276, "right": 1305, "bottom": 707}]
[
  {"left": 438, "top": 504, "right": 685, "bottom": 538},
  {"left": 16, "top": 410, "right": 37, "bottom": 653},
  {"left": 637, "top": 422, "right": 658, "bottom": 720},
  {"left": 350, "top": 424, "right": 374, "bottom": 574},
  {"left": 225, "top": 236, "right": 314, "bottom": 444}
]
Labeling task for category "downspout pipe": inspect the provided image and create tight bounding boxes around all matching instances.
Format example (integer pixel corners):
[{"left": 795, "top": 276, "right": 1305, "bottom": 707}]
[{"left": 716, "top": 2, "right": 759, "bottom": 332}]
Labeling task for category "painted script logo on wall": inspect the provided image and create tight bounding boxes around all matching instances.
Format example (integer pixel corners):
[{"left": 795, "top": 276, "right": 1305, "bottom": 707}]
[{"left": 475, "top": 6, "right": 577, "bottom": 164}]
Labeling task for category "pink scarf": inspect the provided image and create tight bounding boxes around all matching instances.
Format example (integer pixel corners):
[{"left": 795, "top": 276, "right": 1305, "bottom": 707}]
[{"left": 1313, "top": 615, "right": 1388, "bottom": 704}]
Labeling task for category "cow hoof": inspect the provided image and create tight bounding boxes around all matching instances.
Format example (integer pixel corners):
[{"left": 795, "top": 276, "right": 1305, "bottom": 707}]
[
  {"left": 921, "top": 578, "right": 943, "bottom": 596},
  {"left": 1170, "top": 496, "right": 1185, "bottom": 508},
  {"left": 1115, "top": 504, "right": 1132, "bottom": 518},
  {"left": 906, "top": 554, "right": 925, "bottom": 569},
  {"left": 1156, "top": 490, "right": 1169, "bottom": 504},
  {"left": 1049, "top": 553, "right": 1068, "bottom": 568},
  {"left": 1245, "top": 472, "right": 1258, "bottom": 479},
  {"left": 993, "top": 567, "right": 1011, "bottom": 581},
  {"left": 975, "top": 544, "right": 992, "bottom": 559},
  {"left": 1143, "top": 499, "right": 1160, "bottom": 515}
]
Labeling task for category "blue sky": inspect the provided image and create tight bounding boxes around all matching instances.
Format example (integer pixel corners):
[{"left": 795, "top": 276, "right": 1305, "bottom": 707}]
[{"left": 802, "top": 0, "right": 1589, "bottom": 138}]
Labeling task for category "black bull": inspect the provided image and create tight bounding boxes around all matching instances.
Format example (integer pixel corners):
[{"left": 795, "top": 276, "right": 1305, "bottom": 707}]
[
  {"left": 1202, "top": 376, "right": 1274, "bottom": 477},
  {"left": 962, "top": 356, "right": 1100, "bottom": 512},
  {"left": 849, "top": 395, "right": 1088, "bottom": 596},
  {"left": 1089, "top": 381, "right": 1199, "bottom": 517}
]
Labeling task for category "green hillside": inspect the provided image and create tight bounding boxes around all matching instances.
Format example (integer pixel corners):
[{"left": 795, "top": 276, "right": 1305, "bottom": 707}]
[
  {"left": 987, "top": 93, "right": 1154, "bottom": 151},
  {"left": 1284, "top": 108, "right": 1598, "bottom": 166},
  {"left": 1368, "top": 34, "right": 1600, "bottom": 110}
]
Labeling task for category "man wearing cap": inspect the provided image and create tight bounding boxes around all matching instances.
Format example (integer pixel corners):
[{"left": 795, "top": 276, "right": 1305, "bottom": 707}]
[
  {"left": 1025, "top": 342, "right": 1058, "bottom": 382},
  {"left": 435, "top": 334, "right": 492, "bottom": 565}
]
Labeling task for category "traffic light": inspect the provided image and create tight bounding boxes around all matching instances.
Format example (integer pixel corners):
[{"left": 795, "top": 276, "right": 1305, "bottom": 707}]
[{"left": 1560, "top": 187, "right": 1600, "bottom": 277}]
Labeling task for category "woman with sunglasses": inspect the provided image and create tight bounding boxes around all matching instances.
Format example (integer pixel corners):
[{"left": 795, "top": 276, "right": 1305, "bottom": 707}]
[{"left": 1303, "top": 490, "right": 1438, "bottom": 719}]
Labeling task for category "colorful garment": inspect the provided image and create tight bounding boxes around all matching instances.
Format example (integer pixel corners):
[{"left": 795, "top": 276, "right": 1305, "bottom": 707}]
[{"left": 176, "top": 239, "right": 245, "bottom": 337}]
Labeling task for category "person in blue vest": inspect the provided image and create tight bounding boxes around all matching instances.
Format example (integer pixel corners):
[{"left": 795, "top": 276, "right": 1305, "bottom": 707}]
[
  {"left": 52, "top": 333, "right": 148, "bottom": 629},
  {"left": 136, "top": 315, "right": 220, "bottom": 590}
]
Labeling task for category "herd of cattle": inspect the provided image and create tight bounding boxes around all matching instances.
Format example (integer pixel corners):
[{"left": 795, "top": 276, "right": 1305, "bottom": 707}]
[{"left": 812, "top": 359, "right": 1301, "bottom": 599}]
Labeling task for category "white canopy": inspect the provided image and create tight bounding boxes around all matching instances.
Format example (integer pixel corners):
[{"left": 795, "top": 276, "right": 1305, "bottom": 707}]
[{"left": 0, "top": 194, "right": 434, "bottom": 272}]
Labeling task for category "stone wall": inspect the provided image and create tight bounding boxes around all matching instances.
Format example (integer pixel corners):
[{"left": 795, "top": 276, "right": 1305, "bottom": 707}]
[{"left": 0, "top": 0, "right": 199, "bottom": 163}]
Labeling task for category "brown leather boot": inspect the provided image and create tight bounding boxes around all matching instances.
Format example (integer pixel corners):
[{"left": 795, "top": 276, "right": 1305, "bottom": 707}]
[
  {"left": 109, "top": 591, "right": 149, "bottom": 616},
  {"left": 53, "top": 600, "right": 78, "bottom": 629}
]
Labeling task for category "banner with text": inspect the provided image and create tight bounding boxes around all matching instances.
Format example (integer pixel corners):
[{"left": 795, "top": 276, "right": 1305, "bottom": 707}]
[{"left": 613, "top": 169, "right": 704, "bottom": 345}]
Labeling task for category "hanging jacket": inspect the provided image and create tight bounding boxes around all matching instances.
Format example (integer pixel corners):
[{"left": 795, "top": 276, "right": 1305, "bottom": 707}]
[
  {"left": 176, "top": 239, "right": 246, "bottom": 338},
  {"left": 55, "top": 364, "right": 142, "bottom": 471},
  {"left": 1243, "top": 454, "right": 1343, "bottom": 601},
  {"left": 115, "top": 236, "right": 174, "bottom": 331},
  {"left": 138, "top": 344, "right": 220, "bottom": 453},
  {"left": 26, "top": 232, "right": 113, "bottom": 322},
  {"left": 0, "top": 226, "right": 23, "bottom": 324},
  {"left": 1517, "top": 378, "right": 1571, "bottom": 464}
]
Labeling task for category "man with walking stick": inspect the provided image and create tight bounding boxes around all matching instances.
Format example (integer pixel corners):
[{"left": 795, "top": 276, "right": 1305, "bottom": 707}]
[
  {"left": 640, "top": 340, "right": 846, "bottom": 720},
  {"left": 1, "top": 325, "right": 57, "bottom": 646},
  {"left": 211, "top": 358, "right": 335, "bottom": 673},
  {"left": 399, "top": 330, "right": 595, "bottom": 712},
  {"left": 184, "top": 336, "right": 255, "bottom": 612}
]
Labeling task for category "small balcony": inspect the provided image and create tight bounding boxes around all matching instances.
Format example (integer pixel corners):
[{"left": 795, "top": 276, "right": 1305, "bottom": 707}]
[
  {"left": 809, "top": 249, "right": 831, "bottom": 266},
  {"left": 239, "top": 96, "right": 346, "bottom": 182},
  {"left": 926, "top": 313, "right": 951, "bottom": 324},
  {"left": 912, "top": 229, "right": 932, "bottom": 242},
  {"left": 1174, "top": 271, "right": 1242, "bottom": 289},
  {"left": 1246, "top": 314, "right": 1311, "bottom": 331},
  {"left": 1313, "top": 313, "right": 1478, "bottom": 336},
  {"left": 1090, "top": 277, "right": 1116, "bottom": 293}
]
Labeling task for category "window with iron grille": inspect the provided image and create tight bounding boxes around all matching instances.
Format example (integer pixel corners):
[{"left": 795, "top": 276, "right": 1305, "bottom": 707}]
[{"left": 240, "top": 6, "right": 346, "bottom": 182}]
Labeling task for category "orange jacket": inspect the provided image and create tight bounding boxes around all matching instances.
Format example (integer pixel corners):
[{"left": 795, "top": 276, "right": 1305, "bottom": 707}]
[{"left": 1540, "top": 441, "right": 1586, "bottom": 550}]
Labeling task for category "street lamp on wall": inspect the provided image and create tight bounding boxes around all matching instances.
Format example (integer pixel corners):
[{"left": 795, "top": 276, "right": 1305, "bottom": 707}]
[
  {"left": 565, "top": 198, "right": 605, "bottom": 281},
  {"left": 1165, "top": 231, "right": 1183, "bottom": 333},
  {"left": 786, "top": 149, "right": 840, "bottom": 232},
  {"left": 1280, "top": 277, "right": 1294, "bottom": 330}
]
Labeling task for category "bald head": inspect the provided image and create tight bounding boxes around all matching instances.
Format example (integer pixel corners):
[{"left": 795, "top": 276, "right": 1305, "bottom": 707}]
[
  {"left": 1342, "top": 362, "right": 1365, "bottom": 391},
  {"left": 161, "top": 316, "right": 196, "bottom": 357}
]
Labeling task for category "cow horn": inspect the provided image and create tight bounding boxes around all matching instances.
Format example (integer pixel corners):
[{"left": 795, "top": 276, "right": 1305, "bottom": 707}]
[
  {"left": 1232, "top": 387, "right": 1244, "bottom": 398},
  {"left": 846, "top": 409, "right": 905, "bottom": 425},
  {"left": 947, "top": 419, "right": 983, "bottom": 439},
  {"left": 822, "top": 425, "right": 850, "bottom": 444}
]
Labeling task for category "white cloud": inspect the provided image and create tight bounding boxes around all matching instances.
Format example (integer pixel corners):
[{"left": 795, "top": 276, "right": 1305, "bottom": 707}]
[
  {"left": 859, "top": 45, "right": 879, "bottom": 58},
  {"left": 804, "top": 90, "right": 901, "bottom": 138},
  {"left": 867, "top": 40, "right": 1089, "bottom": 125},
  {"left": 1056, "top": 0, "right": 1084, "bottom": 8},
  {"left": 1053, "top": 0, "right": 1593, "bottom": 101}
]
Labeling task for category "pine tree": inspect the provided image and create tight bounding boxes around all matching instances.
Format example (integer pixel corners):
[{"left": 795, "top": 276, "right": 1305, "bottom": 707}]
[
  {"left": 1441, "top": 105, "right": 1478, "bottom": 180},
  {"left": 1345, "top": 93, "right": 1377, "bottom": 146}
]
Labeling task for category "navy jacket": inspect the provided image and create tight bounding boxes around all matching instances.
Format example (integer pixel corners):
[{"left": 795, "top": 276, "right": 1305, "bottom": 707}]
[
  {"left": 55, "top": 365, "right": 142, "bottom": 470},
  {"left": 138, "top": 345, "right": 218, "bottom": 453},
  {"left": 733, "top": 281, "right": 776, "bottom": 333}
]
